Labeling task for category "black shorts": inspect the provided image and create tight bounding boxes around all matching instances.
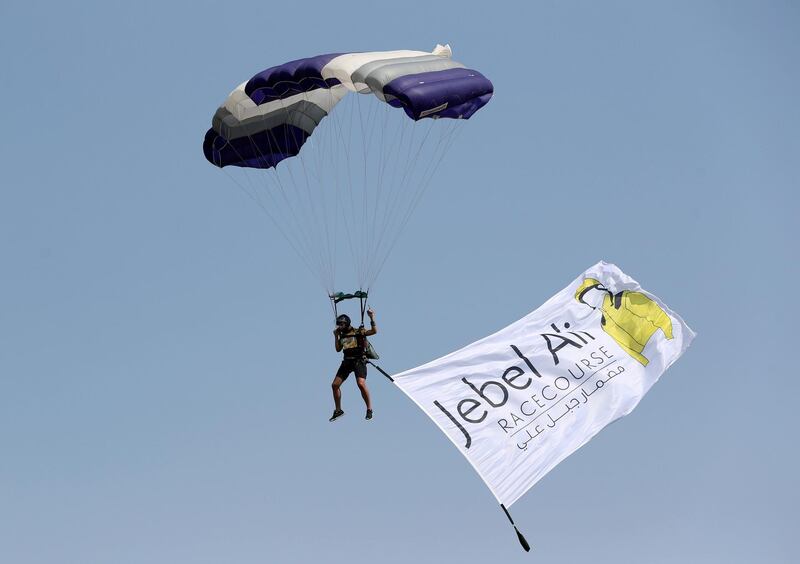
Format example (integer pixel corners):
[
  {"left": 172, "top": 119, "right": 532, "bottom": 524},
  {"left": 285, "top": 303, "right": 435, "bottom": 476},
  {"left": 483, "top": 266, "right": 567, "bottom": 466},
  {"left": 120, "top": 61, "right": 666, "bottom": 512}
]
[{"left": 336, "top": 358, "right": 367, "bottom": 381}]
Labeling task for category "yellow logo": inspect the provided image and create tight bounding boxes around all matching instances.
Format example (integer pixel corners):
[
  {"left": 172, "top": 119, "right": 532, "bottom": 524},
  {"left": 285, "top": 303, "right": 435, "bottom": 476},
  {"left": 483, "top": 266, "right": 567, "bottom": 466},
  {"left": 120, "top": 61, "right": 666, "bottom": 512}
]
[{"left": 575, "top": 278, "right": 673, "bottom": 366}]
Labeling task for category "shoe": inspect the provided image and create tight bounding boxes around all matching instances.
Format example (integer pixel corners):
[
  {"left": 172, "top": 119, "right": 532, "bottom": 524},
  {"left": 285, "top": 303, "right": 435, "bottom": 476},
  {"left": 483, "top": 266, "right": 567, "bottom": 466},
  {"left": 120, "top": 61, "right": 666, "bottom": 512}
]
[
  {"left": 329, "top": 409, "right": 344, "bottom": 422},
  {"left": 365, "top": 409, "right": 373, "bottom": 421}
]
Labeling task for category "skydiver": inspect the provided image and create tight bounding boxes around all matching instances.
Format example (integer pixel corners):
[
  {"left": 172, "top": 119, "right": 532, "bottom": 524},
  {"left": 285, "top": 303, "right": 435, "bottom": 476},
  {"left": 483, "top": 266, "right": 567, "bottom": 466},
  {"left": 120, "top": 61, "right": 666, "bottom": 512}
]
[{"left": 329, "top": 308, "right": 377, "bottom": 422}]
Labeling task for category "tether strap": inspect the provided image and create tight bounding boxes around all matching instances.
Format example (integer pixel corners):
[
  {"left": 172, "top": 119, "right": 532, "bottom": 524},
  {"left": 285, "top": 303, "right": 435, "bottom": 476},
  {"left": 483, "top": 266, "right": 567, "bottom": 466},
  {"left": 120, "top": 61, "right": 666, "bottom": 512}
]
[{"left": 365, "top": 360, "right": 394, "bottom": 382}]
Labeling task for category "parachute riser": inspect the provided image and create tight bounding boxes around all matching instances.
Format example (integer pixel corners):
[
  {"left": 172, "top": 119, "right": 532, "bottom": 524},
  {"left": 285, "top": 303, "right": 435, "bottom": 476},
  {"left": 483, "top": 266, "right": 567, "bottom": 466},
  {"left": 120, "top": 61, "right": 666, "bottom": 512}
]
[{"left": 330, "top": 289, "right": 369, "bottom": 327}]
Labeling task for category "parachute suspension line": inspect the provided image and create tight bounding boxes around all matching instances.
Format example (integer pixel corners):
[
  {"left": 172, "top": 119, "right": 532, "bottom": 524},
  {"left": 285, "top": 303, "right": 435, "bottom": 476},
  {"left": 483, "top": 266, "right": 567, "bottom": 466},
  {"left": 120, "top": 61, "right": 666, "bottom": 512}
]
[
  {"left": 352, "top": 93, "right": 366, "bottom": 288},
  {"left": 345, "top": 94, "right": 366, "bottom": 287},
  {"left": 289, "top": 95, "right": 339, "bottom": 293},
  {"left": 249, "top": 122, "right": 318, "bottom": 270},
  {"left": 296, "top": 93, "right": 339, "bottom": 292},
  {"left": 221, "top": 166, "right": 319, "bottom": 285},
  {"left": 339, "top": 96, "right": 367, "bottom": 290},
  {"left": 279, "top": 91, "right": 346, "bottom": 292},
  {"left": 364, "top": 104, "right": 409, "bottom": 287},
  {"left": 327, "top": 94, "right": 346, "bottom": 293},
  {"left": 330, "top": 103, "right": 350, "bottom": 282},
  {"left": 402, "top": 118, "right": 463, "bottom": 223},
  {"left": 378, "top": 117, "right": 427, "bottom": 232},
  {"left": 282, "top": 107, "right": 325, "bottom": 287},
  {"left": 281, "top": 123, "right": 332, "bottom": 290},
  {"left": 342, "top": 93, "right": 364, "bottom": 286},
  {"left": 369, "top": 103, "right": 393, "bottom": 254},
  {"left": 235, "top": 103, "right": 331, "bottom": 292},
  {"left": 219, "top": 139, "right": 316, "bottom": 273},
  {"left": 358, "top": 93, "right": 376, "bottom": 290},
  {"left": 364, "top": 99, "right": 400, "bottom": 290},
  {"left": 357, "top": 92, "right": 381, "bottom": 290},
  {"left": 258, "top": 127, "right": 331, "bottom": 290},
  {"left": 356, "top": 98, "right": 405, "bottom": 289},
  {"left": 364, "top": 117, "right": 435, "bottom": 286},
  {"left": 262, "top": 120, "right": 325, "bottom": 286},
  {"left": 400, "top": 119, "right": 463, "bottom": 225},
  {"left": 336, "top": 92, "right": 362, "bottom": 286},
  {"left": 328, "top": 94, "right": 360, "bottom": 292},
  {"left": 328, "top": 100, "right": 465, "bottom": 291},
  {"left": 306, "top": 89, "right": 338, "bottom": 290},
  {"left": 364, "top": 94, "right": 384, "bottom": 276},
  {"left": 367, "top": 118, "right": 464, "bottom": 288},
  {"left": 400, "top": 120, "right": 462, "bottom": 225},
  {"left": 355, "top": 113, "right": 416, "bottom": 286},
  {"left": 370, "top": 109, "right": 409, "bottom": 261},
  {"left": 363, "top": 103, "right": 385, "bottom": 290},
  {"left": 322, "top": 89, "right": 339, "bottom": 291},
  {"left": 356, "top": 93, "right": 376, "bottom": 289}
]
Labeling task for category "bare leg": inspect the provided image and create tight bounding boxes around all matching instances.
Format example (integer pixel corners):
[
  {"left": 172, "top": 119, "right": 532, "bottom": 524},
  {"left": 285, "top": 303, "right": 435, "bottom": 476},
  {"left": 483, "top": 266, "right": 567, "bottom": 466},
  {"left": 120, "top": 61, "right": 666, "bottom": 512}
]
[
  {"left": 356, "top": 377, "right": 372, "bottom": 411},
  {"left": 332, "top": 376, "right": 344, "bottom": 411}
]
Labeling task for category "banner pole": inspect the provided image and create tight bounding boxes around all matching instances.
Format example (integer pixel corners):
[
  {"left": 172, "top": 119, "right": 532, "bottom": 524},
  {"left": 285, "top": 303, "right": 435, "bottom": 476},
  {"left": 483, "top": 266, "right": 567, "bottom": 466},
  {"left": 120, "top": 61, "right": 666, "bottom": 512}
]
[{"left": 500, "top": 504, "right": 531, "bottom": 552}]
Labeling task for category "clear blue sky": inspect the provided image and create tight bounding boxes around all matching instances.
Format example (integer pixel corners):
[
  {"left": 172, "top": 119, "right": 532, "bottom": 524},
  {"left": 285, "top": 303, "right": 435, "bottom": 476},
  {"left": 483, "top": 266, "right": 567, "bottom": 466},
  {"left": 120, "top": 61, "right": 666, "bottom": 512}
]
[{"left": 1, "top": 1, "right": 798, "bottom": 562}]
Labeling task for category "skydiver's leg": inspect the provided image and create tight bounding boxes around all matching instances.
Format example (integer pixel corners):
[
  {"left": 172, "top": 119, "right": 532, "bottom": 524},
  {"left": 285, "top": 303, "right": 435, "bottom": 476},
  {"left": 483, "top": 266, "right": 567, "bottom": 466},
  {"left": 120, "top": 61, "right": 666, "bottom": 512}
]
[
  {"left": 331, "top": 376, "right": 345, "bottom": 411},
  {"left": 356, "top": 377, "right": 372, "bottom": 411}
]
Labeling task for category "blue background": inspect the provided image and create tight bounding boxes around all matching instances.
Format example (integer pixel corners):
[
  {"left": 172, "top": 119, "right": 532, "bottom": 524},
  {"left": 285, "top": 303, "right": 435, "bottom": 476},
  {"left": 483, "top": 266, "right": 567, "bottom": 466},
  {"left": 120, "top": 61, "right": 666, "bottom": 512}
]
[{"left": 1, "top": 1, "right": 797, "bottom": 562}]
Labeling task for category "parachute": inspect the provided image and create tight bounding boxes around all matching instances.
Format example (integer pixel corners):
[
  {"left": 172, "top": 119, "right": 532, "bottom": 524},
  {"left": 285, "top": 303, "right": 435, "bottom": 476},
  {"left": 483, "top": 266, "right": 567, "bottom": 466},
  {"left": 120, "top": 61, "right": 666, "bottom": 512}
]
[{"left": 203, "top": 45, "right": 493, "bottom": 305}]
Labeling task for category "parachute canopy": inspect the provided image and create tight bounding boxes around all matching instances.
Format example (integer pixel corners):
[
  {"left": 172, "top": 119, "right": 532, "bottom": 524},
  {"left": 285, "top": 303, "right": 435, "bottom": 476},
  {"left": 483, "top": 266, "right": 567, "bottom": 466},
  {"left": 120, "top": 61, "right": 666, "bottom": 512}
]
[
  {"left": 202, "top": 45, "right": 492, "bottom": 296},
  {"left": 203, "top": 45, "right": 493, "bottom": 169}
]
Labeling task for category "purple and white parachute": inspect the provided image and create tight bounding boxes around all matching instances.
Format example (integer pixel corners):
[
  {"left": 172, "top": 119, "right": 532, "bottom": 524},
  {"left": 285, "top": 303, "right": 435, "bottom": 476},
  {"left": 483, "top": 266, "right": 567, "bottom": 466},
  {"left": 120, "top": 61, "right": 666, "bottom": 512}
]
[
  {"left": 203, "top": 45, "right": 493, "bottom": 295},
  {"left": 203, "top": 45, "right": 492, "bottom": 169}
]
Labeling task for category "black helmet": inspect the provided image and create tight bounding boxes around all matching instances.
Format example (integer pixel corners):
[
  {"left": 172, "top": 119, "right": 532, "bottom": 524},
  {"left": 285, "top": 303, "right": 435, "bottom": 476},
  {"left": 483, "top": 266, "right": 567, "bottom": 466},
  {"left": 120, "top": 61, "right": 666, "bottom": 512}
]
[{"left": 336, "top": 314, "right": 351, "bottom": 327}]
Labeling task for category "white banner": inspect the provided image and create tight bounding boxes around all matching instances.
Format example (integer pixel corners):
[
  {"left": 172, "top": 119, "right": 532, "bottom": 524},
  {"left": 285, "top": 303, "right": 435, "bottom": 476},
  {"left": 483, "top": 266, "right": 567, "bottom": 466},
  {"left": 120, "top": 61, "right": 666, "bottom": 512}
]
[{"left": 393, "top": 261, "right": 695, "bottom": 507}]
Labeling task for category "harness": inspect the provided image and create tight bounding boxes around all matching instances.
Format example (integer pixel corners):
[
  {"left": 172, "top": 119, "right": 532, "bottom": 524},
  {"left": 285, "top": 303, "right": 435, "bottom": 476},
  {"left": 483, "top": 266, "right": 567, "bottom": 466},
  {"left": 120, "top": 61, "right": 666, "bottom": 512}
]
[{"left": 331, "top": 289, "right": 378, "bottom": 360}]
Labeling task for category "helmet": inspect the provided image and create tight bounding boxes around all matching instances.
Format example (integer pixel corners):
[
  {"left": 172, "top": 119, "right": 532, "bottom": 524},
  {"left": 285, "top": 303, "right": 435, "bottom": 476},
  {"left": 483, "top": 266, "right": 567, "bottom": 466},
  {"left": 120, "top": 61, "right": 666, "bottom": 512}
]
[{"left": 336, "top": 314, "right": 351, "bottom": 327}]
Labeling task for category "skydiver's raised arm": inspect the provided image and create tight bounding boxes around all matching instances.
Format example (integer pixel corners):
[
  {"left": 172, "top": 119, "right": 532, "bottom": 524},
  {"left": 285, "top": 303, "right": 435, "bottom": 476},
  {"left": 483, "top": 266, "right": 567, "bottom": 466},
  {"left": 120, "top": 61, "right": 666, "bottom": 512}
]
[
  {"left": 364, "top": 308, "right": 377, "bottom": 336},
  {"left": 334, "top": 328, "right": 343, "bottom": 352}
]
